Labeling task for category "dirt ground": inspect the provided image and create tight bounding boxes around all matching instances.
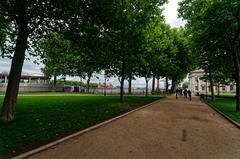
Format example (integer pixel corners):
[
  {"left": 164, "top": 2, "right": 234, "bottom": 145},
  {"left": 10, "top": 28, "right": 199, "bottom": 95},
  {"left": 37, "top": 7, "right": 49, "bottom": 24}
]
[{"left": 27, "top": 95, "right": 240, "bottom": 159}]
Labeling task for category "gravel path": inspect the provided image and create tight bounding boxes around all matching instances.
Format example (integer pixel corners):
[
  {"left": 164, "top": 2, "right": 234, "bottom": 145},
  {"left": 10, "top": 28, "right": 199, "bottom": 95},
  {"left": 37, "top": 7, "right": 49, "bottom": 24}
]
[{"left": 27, "top": 96, "right": 240, "bottom": 159}]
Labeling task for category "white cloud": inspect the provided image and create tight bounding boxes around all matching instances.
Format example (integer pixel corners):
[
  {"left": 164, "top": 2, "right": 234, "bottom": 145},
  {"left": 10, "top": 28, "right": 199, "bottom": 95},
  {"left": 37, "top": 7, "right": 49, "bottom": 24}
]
[
  {"left": 0, "top": 56, "right": 43, "bottom": 75},
  {"left": 163, "top": 0, "right": 186, "bottom": 28}
]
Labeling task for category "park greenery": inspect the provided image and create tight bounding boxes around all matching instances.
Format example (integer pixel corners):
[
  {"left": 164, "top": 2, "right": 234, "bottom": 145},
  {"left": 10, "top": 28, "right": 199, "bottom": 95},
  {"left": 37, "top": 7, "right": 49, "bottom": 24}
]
[
  {"left": 54, "top": 80, "right": 98, "bottom": 88},
  {"left": 0, "top": 0, "right": 240, "bottom": 156},
  {"left": 0, "top": 95, "right": 160, "bottom": 156},
  {"left": 0, "top": 0, "right": 193, "bottom": 122},
  {"left": 179, "top": 0, "right": 240, "bottom": 112},
  {"left": 207, "top": 97, "right": 240, "bottom": 125},
  {"left": 1, "top": 1, "right": 240, "bottom": 157}
]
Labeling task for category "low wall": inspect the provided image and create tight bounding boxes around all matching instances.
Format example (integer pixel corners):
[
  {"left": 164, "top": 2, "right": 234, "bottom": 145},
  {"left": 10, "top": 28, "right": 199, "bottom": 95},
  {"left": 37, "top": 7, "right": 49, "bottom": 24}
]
[
  {"left": 0, "top": 83, "right": 155, "bottom": 95},
  {"left": 87, "top": 88, "right": 151, "bottom": 95},
  {"left": 0, "top": 83, "right": 63, "bottom": 92}
]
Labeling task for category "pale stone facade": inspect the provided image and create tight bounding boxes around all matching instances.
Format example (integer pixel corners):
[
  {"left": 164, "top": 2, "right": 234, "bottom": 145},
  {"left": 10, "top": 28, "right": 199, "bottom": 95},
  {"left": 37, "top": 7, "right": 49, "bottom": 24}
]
[
  {"left": 0, "top": 72, "right": 54, "bottom": 92},
  {"left": 188, "top": 69, "right": 236, "bottom": 93},
  {"left": 0, "top": 72, "right": 49, "bottom": 84}
]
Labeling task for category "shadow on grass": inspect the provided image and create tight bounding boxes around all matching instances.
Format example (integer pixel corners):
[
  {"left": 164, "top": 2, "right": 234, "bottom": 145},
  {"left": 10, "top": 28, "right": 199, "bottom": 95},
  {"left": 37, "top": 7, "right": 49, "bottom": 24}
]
[{"left": 0, "top": 95, "right": 160, "bottom": 157}]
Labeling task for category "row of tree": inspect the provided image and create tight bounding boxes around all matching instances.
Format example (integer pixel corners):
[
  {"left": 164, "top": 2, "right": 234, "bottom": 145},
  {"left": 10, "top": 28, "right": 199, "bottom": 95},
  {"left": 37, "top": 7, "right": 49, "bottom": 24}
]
[
  {"left": 0, "top": 0, "right": 192, "bottom": 122},
  {"left": 39, "top": 24, "right": 192, "bottom": 96},
  {"left": 179, "top": 0, "right": 240, "bottom": 112}
]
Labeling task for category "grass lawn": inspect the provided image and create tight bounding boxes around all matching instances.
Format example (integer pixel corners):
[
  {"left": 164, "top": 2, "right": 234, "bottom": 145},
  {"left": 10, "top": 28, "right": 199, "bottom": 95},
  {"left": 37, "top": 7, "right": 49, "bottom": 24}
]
[
  {"left": 0, "top": 94, "right": 160, "bottom": 156},
  {"left": 205, "top": 93, "right": 235, "bottom": 98},
  {"left": 207, "top": 98, "right": 240, "bottom": 124}
]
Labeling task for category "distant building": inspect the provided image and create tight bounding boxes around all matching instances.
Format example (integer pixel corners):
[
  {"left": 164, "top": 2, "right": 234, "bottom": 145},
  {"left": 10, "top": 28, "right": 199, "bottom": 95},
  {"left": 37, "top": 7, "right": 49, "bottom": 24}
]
[
  {"left": 188, "top": 69, "right": 236, "bottom": 93},
  {"left": 97, "top": 82, "right": 113, "bottom": 89},
  {"left": 0, "top": 72, "right": 48, "bottom": 84},
  {"left": 0, "top": 72, "right": 56, "bottom": 92}
]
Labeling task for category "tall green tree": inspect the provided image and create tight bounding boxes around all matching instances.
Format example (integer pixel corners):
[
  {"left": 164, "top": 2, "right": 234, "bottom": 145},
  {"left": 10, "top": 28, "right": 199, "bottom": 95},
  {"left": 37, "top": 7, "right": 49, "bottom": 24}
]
[
  {"left": 39, "top": 32, "right": 75, "bottom": 91},
  {"left": 104, "top": 0, "right": 167, "bottom": 101},
  {"left": 179, "top": 0, "right": 240, "bottom": 111},
  {"left": 168, "top": 28, "right": 192, "bottom": 93},
  {"left": 0, "top": 0, "right": 83, "bottom": 122}
]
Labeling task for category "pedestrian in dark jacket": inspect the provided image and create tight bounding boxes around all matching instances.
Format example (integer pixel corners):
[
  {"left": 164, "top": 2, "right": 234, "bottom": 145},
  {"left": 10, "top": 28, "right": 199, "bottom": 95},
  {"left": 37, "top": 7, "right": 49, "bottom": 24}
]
[
  {"left": 187, "top": 90, "right": 192, "bottom": 101},
  {"left": 184, "top": 89, "right": 187, "bottom": 98},
  {"left": 176, "top": 88, "right": 179, "bottom": 99}
]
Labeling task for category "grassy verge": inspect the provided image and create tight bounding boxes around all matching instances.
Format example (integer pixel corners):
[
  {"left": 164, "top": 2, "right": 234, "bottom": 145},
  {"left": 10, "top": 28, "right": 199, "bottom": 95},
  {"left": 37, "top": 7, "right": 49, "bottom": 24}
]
[
  {"left": 206, "top": 98, "right": 240, "bottom": 125},
  {"left": 204, "top": 93, "right": 235, "bottom": 99},
  {"left": 0, "top": 95, "right": 160, "bottom": 156}
]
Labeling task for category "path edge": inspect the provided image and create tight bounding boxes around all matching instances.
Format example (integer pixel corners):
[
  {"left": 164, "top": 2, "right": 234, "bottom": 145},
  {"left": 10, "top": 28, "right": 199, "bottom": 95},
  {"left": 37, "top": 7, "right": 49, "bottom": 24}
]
[
  {"left": 11, "top": 98, "right": 162, "bottom": 159},
  {"left": 201, "top": 98, "right": 240, "bottom": 128}
]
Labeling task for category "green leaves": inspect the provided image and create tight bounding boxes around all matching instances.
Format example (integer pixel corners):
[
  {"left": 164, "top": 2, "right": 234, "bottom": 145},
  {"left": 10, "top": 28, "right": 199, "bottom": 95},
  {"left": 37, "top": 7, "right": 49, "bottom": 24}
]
[
  {"left": 179, "top": 0, "right": 237, "bottom": 78},
  {"left": 39, "top": 32, "right": 74, "bottom": 78}
]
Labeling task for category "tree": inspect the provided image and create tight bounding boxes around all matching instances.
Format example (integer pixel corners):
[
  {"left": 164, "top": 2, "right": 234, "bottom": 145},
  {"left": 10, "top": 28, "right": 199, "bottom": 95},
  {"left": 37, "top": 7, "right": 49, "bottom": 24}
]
[
  {"left": 182, "top": 81, "right": 189, "bottom": 89},
  {"left": 179, "top": 0, "right": 240, "bottom": 110},
  {"left": 39, "top": 32, "right": 75, "bottom": 91},
  {"left": 0, "top": 0, "right": 83, "bottom": 122},
  {"left": 136, "top": 54, "right": 152, "bottom": 96},
  {"left": 0, "top": 13, "right": 8, "bottom": 57},
  {"left": 143, "top": 21, "right": 171, "bottom": 94},
  {"left": 103, "top": 0, "right": 167, "bottom": 101},
  {"left": 164, "top": 28, "right": 192, "bottom": 93}
]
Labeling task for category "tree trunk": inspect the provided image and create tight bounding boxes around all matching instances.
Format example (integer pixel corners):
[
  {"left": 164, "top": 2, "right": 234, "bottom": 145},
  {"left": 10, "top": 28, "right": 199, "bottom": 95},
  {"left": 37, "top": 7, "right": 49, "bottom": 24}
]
[
  {"left": 0, "top": 16, "right": 28, "bottom": 122},
  {"left": 235, "top": 74, "right": 240, "bottom": 112},
  {"left": 152, "top": 75, "right": 155, "bottom": 93},
  {"left": 119, "top": 0, "right": 125, "bottom": 101},
  {"left": 209, "top": 68, "right": 215, "bottom": 101},
  {"left": 233, "top": 53, "right": 240, "bottom": 112},
  {"left": 145, "top": 77, "right": 148, "bottom": 97},
  {"left": 128, "top": 74, "right": 132, "bottom": 94},
  {"left": 165, "top": 77, "right": 168, "bottom": 93},
  {"left": 217, "top": 83, "right": 220, "bottom": 97},
  {"left": 171, "top": 79, "right": 177, "bottom": 93},
  {"left": 86, "top": 73, "right": 91, "bottom": 93},
  {"left": 52, "top": 75, "right": 57, "bottom": 92},
  {"left": 156, "top": 78, "right": 160, "bottom": 92},
  {"left": 104, "top": 76, "right": 107, "bottom": 96},
  {"left": 205, "top": 80, "right": 208, "bottom": 100},
  {"left": 227, "top": 16, "right": 240, "bottom": 112},
  {"left": 120, "top": 59, "right": 126, "bottom": 101},
  {"left": 120, "top": 75, "right": 125, "bottom": 101}
]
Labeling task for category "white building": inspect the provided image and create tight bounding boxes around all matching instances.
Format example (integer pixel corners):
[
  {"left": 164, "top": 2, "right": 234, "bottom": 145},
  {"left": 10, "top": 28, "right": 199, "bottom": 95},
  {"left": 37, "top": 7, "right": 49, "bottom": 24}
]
[
  {"left": 188, "top": 69, "right": 236, "bottom": 93},
  {"left": 0, "top": 72, "right": 55, "bottom": 92}
]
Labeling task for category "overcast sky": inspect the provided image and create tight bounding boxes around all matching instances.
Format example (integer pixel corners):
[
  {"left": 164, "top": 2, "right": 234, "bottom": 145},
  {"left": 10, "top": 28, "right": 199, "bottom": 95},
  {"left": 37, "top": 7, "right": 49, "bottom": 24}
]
[
  {"left": 0, "top": 0, "right": 185, "bottom": 87},
  {"left": 163, "top": 0, "right": 186, "bottom": 28}
]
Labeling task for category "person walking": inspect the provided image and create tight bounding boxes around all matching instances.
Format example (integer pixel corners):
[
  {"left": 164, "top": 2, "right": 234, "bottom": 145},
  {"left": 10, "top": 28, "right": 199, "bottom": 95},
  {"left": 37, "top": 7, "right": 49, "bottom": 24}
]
[
  {"left": 187, "top": 89, "right": 192, "bottom": 101},
  {"left": 176, "top": 88, "right": 179, "bottom": 99},
  {"left": 180, "top": 88, "right": 183, "bottom": 97},
  {"left": 184, "top": 89, "right": 188, "bottom": 98}
]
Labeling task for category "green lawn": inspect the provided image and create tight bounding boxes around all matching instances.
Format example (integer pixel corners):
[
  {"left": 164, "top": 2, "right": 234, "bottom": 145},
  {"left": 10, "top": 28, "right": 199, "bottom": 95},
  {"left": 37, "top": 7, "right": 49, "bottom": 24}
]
[
  {"left": 207, "top": 98, "right": 240, "bottom": 124},
  {"left": 0, "top": 95, "right": 160, "bottom": 156},
  {"left": 205, "top": 93, "right": 235, "bottom": 98}
]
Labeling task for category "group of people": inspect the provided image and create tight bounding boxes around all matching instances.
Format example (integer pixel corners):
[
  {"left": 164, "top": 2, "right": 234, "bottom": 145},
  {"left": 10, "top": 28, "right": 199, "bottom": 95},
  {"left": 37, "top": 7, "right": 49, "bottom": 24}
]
[{"left": 176, "top": 88, "right": 192, "bottom": 101}]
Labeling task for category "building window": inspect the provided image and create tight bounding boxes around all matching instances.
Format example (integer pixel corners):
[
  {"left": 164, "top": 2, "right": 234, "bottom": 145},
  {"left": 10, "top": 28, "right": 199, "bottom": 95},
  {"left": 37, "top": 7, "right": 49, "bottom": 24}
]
[
  {"left": 195, "top": 86, "right": 198, "bottom": 91},
  {"left": 195, "top": 77, "right": 198, "bottom": 82},
  {"left": 201, "top": 86, "right": 205, "bottom": 91},
  {"left": 222, "top": 86, "right": 225, "bottom": 91},
  {"left": 230, "top": 85, "right": 234, "bottom": 91},
  {"left": 215, "top": 87, "right": 218, "bottom": 91}
]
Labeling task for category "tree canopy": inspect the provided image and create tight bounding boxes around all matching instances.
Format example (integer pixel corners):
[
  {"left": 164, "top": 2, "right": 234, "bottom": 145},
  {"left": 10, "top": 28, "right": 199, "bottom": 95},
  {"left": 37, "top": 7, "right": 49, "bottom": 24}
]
[
  {"left": 179, "top": 0, "right": 240, "bottom": 111},
  {"left": 0, "top": 0, "right": 194, "bottom": 122}
]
